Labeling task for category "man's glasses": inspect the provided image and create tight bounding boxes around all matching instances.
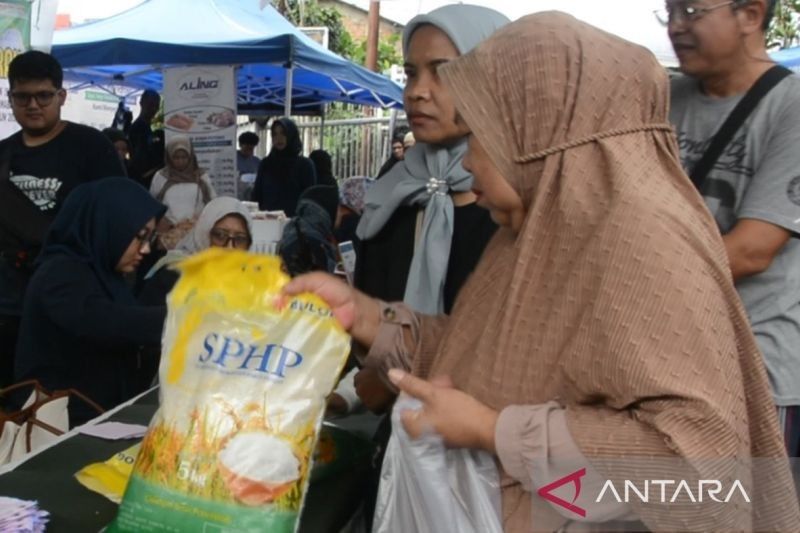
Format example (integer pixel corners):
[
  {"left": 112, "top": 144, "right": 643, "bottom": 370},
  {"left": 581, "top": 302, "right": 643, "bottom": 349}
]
[
  {"left": 8, "top": 90, "right": 62, "bottom": 108},
  {"left": 210, "top": 228, "right": 251, "bottom": 249},
  {"left": 134, "top": 229, "right": 159, "bottom": 252},
  {"left": 654, "top": 1, "right": 738, "bottom": 26}
]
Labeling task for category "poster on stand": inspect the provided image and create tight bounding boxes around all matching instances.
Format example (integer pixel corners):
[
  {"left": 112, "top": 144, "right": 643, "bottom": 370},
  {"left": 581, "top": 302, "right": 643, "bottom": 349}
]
[
  {"left": 0, "top": 0, "right": 31, "bottom": 139},
  {"left": 163, "top": 65, "right": 237, "bottom": 197}
]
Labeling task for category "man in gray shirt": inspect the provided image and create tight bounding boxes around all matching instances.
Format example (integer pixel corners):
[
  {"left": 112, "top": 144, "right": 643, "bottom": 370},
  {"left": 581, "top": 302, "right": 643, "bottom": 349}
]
[
  {"left": 236, "top": 131, "right": 261, "bottom": 201},
  {"left": 667, "top": 0, "right": 800, "bottom": 454}
]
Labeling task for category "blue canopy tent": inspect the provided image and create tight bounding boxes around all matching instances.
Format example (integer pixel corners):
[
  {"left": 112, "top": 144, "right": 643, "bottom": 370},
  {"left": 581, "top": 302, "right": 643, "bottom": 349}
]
[
  {"left": 773, "top": 46, "right": 800, "bottom": 73},
  {"left": 51, "top": 0, "right": 403, "bottom": 114}
]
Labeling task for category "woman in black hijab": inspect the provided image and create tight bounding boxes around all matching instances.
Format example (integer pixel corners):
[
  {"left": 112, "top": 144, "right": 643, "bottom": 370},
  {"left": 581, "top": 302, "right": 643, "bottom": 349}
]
[
  {"left": 279, "top": 185, "right": 339, "bottom": 276},
  {"left": 251, "top": 118, "right": 316, "bottom": 216},
  {"left": 308, "top": 149, "right": 338, "bottom": 188},
  {"left": 15, "top": 178, "right": 167, "bottom": 426}
]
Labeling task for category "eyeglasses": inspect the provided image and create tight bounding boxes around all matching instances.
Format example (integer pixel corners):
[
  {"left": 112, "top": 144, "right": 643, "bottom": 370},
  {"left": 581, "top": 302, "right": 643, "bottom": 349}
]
[
  {"left": 8, "top": 90, "right": 62, "bottom": 108},
  {"left": 654, "top": 1, "right": 738, "bottom": 26},
  {"left": 210, "top": 228, "right": 251, "bottom": 249},
  {"left": 134, "top": 229, "right": 159, "bottom": 252}
]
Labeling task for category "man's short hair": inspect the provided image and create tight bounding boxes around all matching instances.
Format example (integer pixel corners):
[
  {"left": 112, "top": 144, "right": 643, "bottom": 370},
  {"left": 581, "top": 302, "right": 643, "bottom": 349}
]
[
  {"left": 102, "top": 127, "right": 129, "bottom": 147},
  {"left": 762, "top": 0, "right": 778, "bottom": 31},
  {"left": 238, "top": 131, "right": 260, "bottom": 147},
  {"left": 140, "top": 89, "right": 160, "bottom": 104},
  {"left": 392, "top": 125, "right": 410, "bottom": 144},
  {"left": 8, "top": 50, "right": 63, "bottom": 89}
]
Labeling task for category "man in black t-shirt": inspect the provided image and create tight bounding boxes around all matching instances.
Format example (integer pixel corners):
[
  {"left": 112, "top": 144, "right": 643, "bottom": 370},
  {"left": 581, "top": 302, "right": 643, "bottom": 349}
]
[{"left": 0, "top": 50, "right": 124, "bottom": 386}]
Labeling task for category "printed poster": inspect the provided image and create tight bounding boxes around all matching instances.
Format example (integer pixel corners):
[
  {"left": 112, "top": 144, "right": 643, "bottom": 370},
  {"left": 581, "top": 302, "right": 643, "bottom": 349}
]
[
  {"left": 163, "top": 65, "right": 237, "bottom": 197},
  {"left": 0, "top": 0, "right": 31, "bottom": 139}
]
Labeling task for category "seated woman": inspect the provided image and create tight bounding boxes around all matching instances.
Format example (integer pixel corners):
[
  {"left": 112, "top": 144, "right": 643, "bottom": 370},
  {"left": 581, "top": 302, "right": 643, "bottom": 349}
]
[
  {"left": 284, "top": 13, "right": 800, "bottom": 531},
  {"left": 335, "top": 176, "right": 372, "bottom": 245},
  {"left": 149, "top": 136, "right": 216, "bottom": 249},
  {"left": 140, "top": 196, "right": 253, "bottom": 307},
  {"left": 15, "top": 178, "right": 166, "bottom": 427}
]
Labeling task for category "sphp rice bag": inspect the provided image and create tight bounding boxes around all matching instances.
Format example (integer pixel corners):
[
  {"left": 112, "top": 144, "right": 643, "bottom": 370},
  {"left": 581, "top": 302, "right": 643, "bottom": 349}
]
[{"left": 109, "top": 250, "right": 350, "bottom": 532}]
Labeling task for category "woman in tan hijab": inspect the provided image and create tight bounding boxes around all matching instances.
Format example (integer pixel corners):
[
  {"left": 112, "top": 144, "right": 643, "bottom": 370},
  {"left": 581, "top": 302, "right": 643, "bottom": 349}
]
[
  {"left": 285, "top": 12, "right": 799, "bottom": 532},
  {"left": 150, "top": 136, "right": 216, "bottom": 249}
]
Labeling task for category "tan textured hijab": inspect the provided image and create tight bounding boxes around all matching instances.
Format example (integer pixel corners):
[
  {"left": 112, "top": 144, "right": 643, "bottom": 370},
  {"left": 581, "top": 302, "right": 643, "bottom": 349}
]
[
  {"left": 157, "top": 136, "right": 212, "bottom": 204},
  {"left": 431, "top": 12, "right": 799, "bottom": 532}
]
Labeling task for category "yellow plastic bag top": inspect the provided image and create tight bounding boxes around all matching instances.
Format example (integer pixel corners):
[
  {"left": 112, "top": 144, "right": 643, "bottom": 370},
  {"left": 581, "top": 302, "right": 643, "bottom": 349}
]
[{"left": 75, "top": 443, "right": 140, "bottom": 504}]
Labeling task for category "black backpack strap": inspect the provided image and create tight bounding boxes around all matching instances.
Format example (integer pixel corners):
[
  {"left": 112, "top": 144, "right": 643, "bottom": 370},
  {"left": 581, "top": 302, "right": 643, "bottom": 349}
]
[
  {"left": 690, "top": 65, "right": 793, "bottom": 191},
  {"left": 0, "top": 142, "right": 51, "bottom": 251},
  {"left": 0, "top": 142, "right": 11, "bottom": 184}
]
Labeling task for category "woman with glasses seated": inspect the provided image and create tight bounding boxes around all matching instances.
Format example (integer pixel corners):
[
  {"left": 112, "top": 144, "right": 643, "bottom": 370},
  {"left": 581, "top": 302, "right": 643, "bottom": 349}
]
[
  {"left": 14, "top": 178, "right": 167, "bottom": 427},
  {"left": 139, "top": 196, "right": 254, "bottom": 307}
]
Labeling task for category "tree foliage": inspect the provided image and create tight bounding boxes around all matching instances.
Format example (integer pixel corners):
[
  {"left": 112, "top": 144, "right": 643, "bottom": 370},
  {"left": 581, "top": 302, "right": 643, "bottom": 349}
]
[
  {"left": 273, "top": 0, "right": 353, "bottom": 57},
  {"left": 273, "top": 0, "right": 403, "bottom": 72},
  {"left": 767, "top": 0, "right": 800, "bottom": 49},
  {"left": 342, "top": 33, "right": 403, "bottom": 73}
]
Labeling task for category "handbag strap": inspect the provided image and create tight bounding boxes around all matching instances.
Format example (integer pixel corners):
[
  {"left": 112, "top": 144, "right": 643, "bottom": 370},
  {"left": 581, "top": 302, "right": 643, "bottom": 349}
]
[
  {"left": 51, "top": 388, "right": 106, "bottom": 416},
  {"left": 23, "top": 416, "right": 65, "bottom": 452},
  {"left": 19, "top": 388, "right": 105, "bottom": 453},
  {"left": 689, "top": 65, "right": 793, "bottom": 191},
  {"left": 0, "top": 379, "right": 48, "bottom": 399}
]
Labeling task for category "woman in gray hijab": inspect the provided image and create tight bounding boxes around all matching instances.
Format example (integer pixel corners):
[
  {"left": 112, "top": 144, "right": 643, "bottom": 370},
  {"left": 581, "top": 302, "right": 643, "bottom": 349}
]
[
  {"left": 356, "top": 4, "right": 509, "bottom": 316},
  {"left": 354, "top": 4, "right": 509, "bottom": 411},
  {"left": 351, "top": 4, "right": 509, "bottom": 528}
]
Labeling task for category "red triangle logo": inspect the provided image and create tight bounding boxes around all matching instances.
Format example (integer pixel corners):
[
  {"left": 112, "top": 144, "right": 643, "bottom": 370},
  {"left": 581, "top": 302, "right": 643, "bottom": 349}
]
[{"left": 536, "top": 468, "right": 587, "bottom": 518}]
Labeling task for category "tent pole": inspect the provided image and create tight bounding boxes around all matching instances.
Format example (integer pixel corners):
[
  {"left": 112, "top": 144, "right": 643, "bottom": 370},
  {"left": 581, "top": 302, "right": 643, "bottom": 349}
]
[
  {"left": 319, "top": 104, "right": 326, "bottom": 150},
  {"left": 386, "top": 107, "right": 398, "bottom": 160},
  {"left": 284, "top": 63, "right": 294, "bottom": 117}
]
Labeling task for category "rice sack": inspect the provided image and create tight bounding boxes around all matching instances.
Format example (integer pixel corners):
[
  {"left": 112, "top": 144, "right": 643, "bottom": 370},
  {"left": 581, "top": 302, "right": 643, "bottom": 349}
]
[{"left": 109, "top": 250, "right": 350, "bottom": 532}]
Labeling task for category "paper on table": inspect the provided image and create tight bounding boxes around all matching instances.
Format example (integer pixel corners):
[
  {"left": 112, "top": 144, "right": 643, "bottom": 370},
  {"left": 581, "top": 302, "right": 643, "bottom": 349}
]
[
  {"left": 0, "top": 496, "right": 49, "bottom": 532},
  {"left": 78, "top": 422, "right": 148, "bottom": 441}
]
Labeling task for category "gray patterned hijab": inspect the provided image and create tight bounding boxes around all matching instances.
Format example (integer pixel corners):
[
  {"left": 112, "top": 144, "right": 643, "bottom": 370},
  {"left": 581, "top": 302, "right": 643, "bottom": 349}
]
[{"left": 356, "top": 4, "right": 509, "bottom": 315}]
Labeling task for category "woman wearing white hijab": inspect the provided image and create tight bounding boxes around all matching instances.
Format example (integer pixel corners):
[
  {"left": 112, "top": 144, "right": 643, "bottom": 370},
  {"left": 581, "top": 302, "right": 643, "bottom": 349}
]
[
  {"left": 140, "top": 197, "right": 253, "bottom": 306},
  {"left": 356, "top": 5, "right": 510, "bottom": 318}
]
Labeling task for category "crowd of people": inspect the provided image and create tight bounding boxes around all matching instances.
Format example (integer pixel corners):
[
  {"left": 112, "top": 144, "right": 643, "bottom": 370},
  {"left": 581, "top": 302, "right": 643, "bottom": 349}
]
[
  {"left": 0, "top": 50, "right": 367, "bottom": 418},
  {"left": 1, "top": 0, "right": 800, "bottom": 530}
]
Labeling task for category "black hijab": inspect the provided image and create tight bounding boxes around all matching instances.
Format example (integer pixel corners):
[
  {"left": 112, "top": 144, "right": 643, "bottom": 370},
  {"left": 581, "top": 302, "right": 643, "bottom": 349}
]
[
  {"left": 300, "top": 185, "right": 339, "bottom": 224},
  {"left": 267, "top": 118, "right": 303, "bottom": 161},
  {"left": 279, "top": 186, "right": 339, "bottom": 276},
  {"left": 309, "top": 149, "right": 337, "bottom": 187},
  {"left": 38, "top": 177, "right": 166, "bottom": 303},
  {"left": 253, "top": 117, "right": 317, "bottom": 215}
]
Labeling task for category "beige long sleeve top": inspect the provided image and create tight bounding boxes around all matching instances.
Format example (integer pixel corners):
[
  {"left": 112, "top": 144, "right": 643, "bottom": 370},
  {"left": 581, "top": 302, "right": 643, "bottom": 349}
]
[{"left": 363, "top": 302, "right": 636, "bottom": 528}]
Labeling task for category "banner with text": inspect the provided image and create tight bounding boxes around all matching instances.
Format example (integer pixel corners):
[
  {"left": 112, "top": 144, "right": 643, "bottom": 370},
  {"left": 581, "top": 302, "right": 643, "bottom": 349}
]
[
  {"left": 163, "top": 65, "right": 237, "bottom": 197},
  {"left": 0, "top": 1, "right": 31, "bottom": 139}
]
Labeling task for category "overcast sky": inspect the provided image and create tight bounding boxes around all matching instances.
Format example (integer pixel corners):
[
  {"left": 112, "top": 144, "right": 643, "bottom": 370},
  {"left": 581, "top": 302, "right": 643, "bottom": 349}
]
[{"left": 56, "top": 0, "right": 677, "bottom": 64}]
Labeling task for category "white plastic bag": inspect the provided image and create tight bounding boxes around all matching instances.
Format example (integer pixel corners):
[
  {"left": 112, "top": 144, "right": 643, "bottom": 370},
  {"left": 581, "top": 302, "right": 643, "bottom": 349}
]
[{"left": 373, "top": 397, "right": 503, "bottom": 533}]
